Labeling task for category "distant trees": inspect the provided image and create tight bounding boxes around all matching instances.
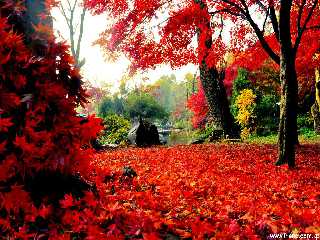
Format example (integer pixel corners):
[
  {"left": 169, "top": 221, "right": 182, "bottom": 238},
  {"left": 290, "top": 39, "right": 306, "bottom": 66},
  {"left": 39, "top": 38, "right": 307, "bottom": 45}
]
[
  {"left": 144, "top": 74, "right": 194, "bottom": 123},
  {"left": 125, "top": 92, "right": 169, "bottom": 120},
  {"left": 98, "top": 92, "right": 168, "bottom": 121}
]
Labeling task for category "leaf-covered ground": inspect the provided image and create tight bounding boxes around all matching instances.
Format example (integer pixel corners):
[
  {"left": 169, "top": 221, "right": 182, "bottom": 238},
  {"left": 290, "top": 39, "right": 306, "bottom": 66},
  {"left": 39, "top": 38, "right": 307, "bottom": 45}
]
[{"left": 93, "top": 144, "right": 320, "bottom": 239}]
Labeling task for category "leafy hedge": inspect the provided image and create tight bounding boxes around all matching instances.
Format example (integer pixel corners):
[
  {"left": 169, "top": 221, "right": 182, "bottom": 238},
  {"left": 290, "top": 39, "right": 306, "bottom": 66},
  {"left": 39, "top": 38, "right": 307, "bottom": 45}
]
[{"left": 99, "top": 114, "right": 131, "bottom": 145}]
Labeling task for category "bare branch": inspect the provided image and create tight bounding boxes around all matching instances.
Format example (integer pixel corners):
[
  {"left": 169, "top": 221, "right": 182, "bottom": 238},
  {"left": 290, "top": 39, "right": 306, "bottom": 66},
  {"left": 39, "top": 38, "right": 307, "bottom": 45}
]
[
  {"left": 218, "top": 15, "right": 224, "bottom": 38},
  {"left": 75, "top": 6, "right": 86, "bottom": 65},
  {"left": 59, "top": 3, "right": 71, "bottom": 28},
  {"left": 256, "top": 0, "right": 268, "bottom": 12},
  {"left": 208, "top": 8, "right": 246, "bottom": 19},
  {"left": 306, "top": 25, "right": 320, "bottom": 30}
]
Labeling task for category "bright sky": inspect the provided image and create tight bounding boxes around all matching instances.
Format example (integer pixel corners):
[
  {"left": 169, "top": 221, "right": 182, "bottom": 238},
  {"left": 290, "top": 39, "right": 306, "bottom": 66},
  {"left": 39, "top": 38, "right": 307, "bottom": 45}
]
[{"left": 51, "top": 3, "right": 197, "bottom": 92}]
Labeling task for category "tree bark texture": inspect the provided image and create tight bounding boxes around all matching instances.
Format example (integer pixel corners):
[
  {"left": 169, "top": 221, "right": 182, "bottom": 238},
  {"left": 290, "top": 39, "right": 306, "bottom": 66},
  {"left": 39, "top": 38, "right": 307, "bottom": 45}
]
[
  {"left": 199, "top": 64, "right": 236, "bottom": 137},
  {"left": 276, "top": 0, "right": 298, "bottom": 168}
]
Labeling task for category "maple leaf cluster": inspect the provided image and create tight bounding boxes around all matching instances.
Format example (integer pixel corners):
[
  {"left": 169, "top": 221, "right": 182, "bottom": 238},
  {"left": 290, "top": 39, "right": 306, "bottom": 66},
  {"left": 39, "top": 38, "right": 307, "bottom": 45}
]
[
  {"left": 187, "top": 79, "right": 209, "bottom": 128},
  {"left": 0, "top": 1, "right": 103, "bottom": 238}
]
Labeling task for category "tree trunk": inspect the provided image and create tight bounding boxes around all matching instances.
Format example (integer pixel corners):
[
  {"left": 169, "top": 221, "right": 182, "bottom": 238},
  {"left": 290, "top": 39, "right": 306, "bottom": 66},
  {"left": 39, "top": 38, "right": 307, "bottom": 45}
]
[
  {"left": 199, "top": 64, "right": 236, "bottom": 137},
  {"left": 196, "top": 0, "right": 236, "bottom": 137},
  {"left": 276, "top": 54, "right": 298, "bottom": 168},
  {"left": 276, "top": 0, "right": 298, "bottom": 168}
]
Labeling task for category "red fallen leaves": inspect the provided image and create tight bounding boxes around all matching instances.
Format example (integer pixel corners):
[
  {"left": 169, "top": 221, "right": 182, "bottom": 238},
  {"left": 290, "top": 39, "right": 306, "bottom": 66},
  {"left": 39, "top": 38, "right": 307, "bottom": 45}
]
[
  {"left": 90, "top": 144, "right": 320, "bottom": 238},
  {"left": 0, "top": 143, "right": 319, "bottom": 238}
]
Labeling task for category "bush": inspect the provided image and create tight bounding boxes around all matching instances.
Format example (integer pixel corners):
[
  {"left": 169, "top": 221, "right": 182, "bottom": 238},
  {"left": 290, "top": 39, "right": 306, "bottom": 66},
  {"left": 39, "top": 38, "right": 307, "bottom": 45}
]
[
  {"left": 255, "top": 94, "right": 280, "bottom": 134},
  {"left": 98, "top": 96, "right": 125, "bottom": 118},
  {"left": 194, "top": 123, "right": 216, "bottom": 141},
  {"left": 124, "top": 92, "right": 169, "bottom": 120},
  {"left": 230, "top": 68, "right": 252, "bottom": 118},
  {"left": 235, "top": 89, "right": 257, "bottom": 139},
  {"left": 297, "top": 113, "right": 314, "bottom": 130},
  {"left": 99, "top": 114, "right": 131, "bottom": 144}
]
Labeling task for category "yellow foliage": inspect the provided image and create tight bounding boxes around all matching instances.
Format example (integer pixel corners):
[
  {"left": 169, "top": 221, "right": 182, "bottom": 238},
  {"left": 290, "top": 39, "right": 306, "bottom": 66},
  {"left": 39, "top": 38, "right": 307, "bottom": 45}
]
[{"left": 235, "top": 89, "right": 256, "bottom": 139}]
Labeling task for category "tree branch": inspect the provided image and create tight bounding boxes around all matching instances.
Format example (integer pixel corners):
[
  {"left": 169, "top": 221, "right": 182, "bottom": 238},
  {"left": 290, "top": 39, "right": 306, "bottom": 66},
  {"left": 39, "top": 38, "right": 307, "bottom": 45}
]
[
  {"left": 210, "top": 0, "right": 280, "bottom": 64},
  {"left": 293, "top": 0, "right": 319, "bottom": 54},
  {"left": 297, "top": 0, "right": 307, "bottom": 32},
  {"left": 75, "top": 6, "right": 86, "bottom": 66},
  {"left": 269, "top": 4, "right": 280, "bottom": 41},
  {"left": 306, "top": 25, "right": 320, "bottom": 30},
  {"left": 59, "top": 3, "right": 71, "bottom": 28}
]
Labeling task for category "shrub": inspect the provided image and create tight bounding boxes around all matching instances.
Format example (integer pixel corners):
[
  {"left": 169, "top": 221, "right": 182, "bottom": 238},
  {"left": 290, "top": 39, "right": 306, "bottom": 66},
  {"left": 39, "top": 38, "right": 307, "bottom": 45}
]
[
  {"left": 256, "top": 94, "right": 280, "bottom": 134},
  {"left": 124, "top": 92, "right": 169, "bottom": 120},
  {"left": 297, "top": 113, "right": 314, "bottom": 130},
  {"left": 235, "top": 89, "right": 257, "bottom": 139},
  {"left": 98, "top": 96, "right": 125, "bottom": 118},
  {"left": 230, "top": 68, "right": 252, "bottom": 118},
  {"left": 100, "top": 114, "right": 131, "bottom": 144}
]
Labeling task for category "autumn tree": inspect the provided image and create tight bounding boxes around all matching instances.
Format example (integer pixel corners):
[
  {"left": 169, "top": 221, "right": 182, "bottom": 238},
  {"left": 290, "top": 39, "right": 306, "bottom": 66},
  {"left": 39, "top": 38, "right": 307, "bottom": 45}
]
[
  {"left": 85, "top": 0, "right": 237, "bottom": 137},
  {"left": 210, "top": 0, "right": 320, "bottom": 167},
  {"left": 86, "top": 0, "right": 320, "bottom": 167}
]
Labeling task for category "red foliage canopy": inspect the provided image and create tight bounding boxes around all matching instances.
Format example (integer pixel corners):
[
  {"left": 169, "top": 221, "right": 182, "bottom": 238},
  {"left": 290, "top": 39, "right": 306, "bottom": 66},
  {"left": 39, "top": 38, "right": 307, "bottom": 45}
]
[
  {"left": 85, "top": 0, "right": 320, "bottom": 71},
  {"left": 0, "top": 1, "right": 102, "bottom": 238}
]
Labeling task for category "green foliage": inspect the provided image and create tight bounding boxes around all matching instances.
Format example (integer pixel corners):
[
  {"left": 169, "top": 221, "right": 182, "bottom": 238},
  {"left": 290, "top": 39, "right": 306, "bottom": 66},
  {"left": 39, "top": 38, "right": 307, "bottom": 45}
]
[
  {"left": 193, "top": 123, "right": 216, "bottom": 141},
  {"left": 230, "top": 68, "right": 252, "bottom": 117},
  {"left": 297, "top": 113, "right": 314, "bottom": 130},
  {"left": 247, "top": 131, "right": 320, "bottom": 144},
  {"left": 98, "top": 97, "right": 114, "bottom": 117},
  {"left": 246, "top": 134, "right": 278, "bottom": 144},
  {"left": 255, "top": 94, "right": 280, "bottom": 134},
  {"left": 298, "top": 128, "right": 320, "bottom": 142},
  {"left": 99, "top": 114, "right": 131, "bottom": 144},
  {"left": 173, "top": 119, "right": 192, "bottom": 130},
  {"left": 98, "top": 96, "right": 125, "bottom": 118},
  {"left": 144, "top": 74, "right": 195, "bottom": 125},
  {"left": 124, "top": 92, "right": 169, "bottom": 120},
  {"left": 230, "top": 68, "right": 281, "bottom": 136}
]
